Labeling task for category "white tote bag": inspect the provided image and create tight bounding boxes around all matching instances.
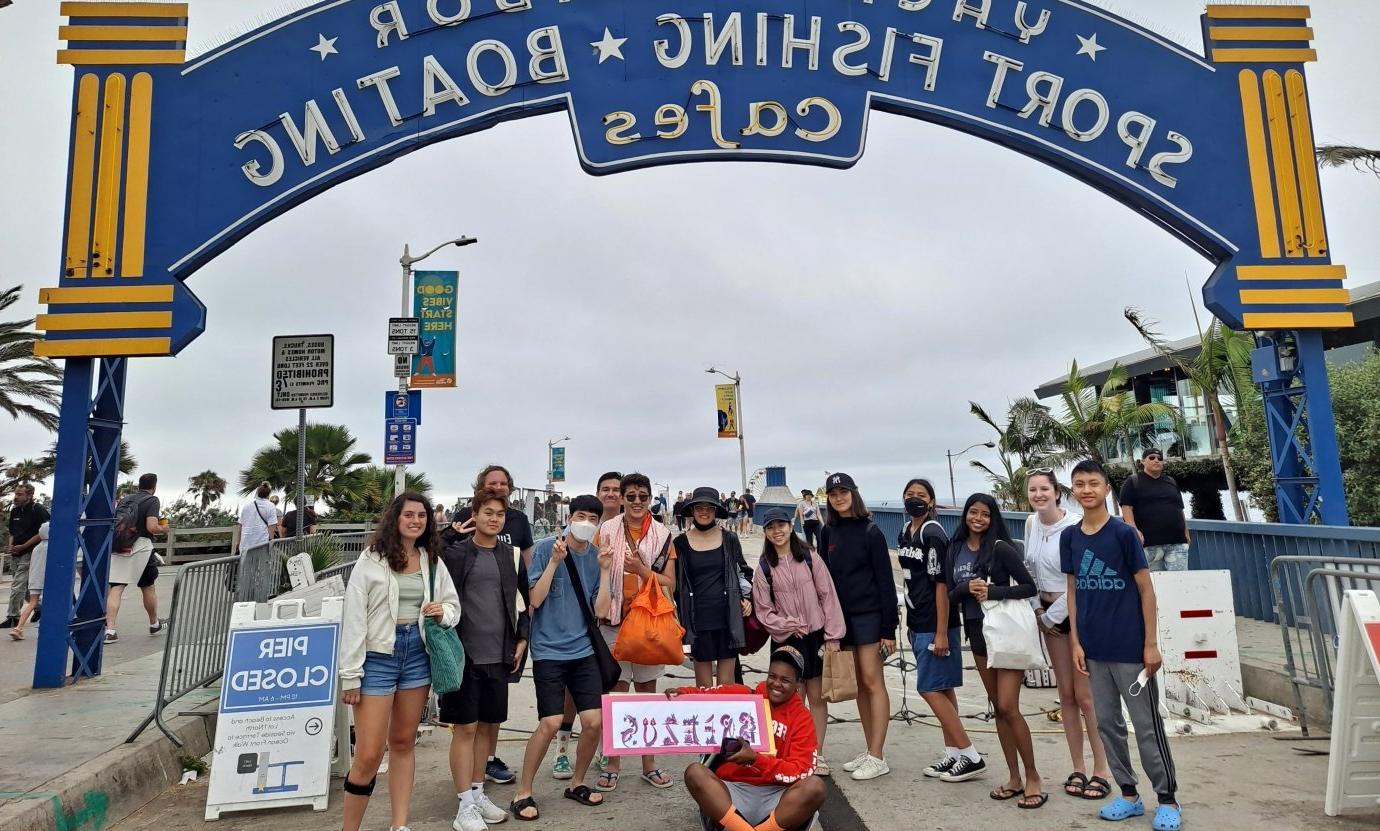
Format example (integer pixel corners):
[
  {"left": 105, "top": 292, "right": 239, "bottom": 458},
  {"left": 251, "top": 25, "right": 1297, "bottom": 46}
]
[{"left": 981, "top": 598, "right": 1049, "bottom": 671}]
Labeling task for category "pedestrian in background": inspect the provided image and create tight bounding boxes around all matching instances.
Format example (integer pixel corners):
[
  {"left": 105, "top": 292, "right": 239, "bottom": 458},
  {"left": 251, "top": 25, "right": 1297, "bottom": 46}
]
[
  {"left": 1024, "top": 469, "right": 1110, "bottom": 800},
  {"left": 818, "top": 473, "right": 895, "bottom": 782},
  {"left": 234, "top": 481, "right": 279, "bottom": 553},
  {"left": 1118, "top": 449, "right": 1190, "bottom": 572},
  {"left": 794, "top": 490, "right": 821, "bottom": 549},
  {"left": 8, "top": 521, "right": 48, "bottom": 641},
  {"left": 3, "top": 483, "right": 48, "bottom": 629},
  {"left": 339, "top": 492, "right": 459, "bottom": 831},
  {"left": 949, "top": 493, "right": 1044, "bottom": 808}
]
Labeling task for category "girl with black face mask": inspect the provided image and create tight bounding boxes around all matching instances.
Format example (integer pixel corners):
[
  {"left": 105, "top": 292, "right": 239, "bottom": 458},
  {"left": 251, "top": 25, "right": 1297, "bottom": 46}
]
[{"left": 674, "top": 488, "right": 753, "bottom": 687}]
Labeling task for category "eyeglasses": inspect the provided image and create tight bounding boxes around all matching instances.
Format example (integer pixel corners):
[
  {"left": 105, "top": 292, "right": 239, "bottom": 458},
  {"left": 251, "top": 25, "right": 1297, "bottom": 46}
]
[{"left": 624, "top": 493, "right": 651, "bottom": 503}]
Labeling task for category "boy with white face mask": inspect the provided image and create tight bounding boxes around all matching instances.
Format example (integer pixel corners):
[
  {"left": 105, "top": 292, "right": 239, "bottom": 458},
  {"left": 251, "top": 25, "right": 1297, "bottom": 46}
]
[{"left": 511, "top": 495, "right": 611, "bottom": 821}]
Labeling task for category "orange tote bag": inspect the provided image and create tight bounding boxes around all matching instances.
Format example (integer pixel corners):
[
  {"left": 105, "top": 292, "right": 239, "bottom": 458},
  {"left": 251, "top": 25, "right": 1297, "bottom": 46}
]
[{"left": 613, "top": 577, "right": 685, "bottom": 666}]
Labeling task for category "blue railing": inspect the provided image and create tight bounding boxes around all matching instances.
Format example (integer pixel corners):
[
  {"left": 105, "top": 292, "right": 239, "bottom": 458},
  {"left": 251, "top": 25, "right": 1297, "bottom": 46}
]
[{"left": 756, "top": 501, "right": 1380, "bottom": 623}]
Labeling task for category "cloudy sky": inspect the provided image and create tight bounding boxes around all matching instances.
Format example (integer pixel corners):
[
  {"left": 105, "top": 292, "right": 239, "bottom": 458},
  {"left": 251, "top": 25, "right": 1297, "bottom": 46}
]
[{"left": 3, "top": 0, "right": 1378, "bottom": 513}]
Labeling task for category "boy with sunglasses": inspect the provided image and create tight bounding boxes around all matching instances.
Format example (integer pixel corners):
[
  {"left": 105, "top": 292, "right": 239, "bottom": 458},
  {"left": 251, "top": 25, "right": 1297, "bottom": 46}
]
[{"left": 1118, "top": 449, "right": 1190, "bottom": 573}]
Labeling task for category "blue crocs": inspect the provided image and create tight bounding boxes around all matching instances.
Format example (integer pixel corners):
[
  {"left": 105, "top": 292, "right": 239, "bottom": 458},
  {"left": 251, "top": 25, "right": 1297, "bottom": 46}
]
[
  {"left": 1099, "top": 796, "right": 1146, "bottom": 821},
  {"left": 1152, "top": 803, "right": 1183, "bottom": 831}
]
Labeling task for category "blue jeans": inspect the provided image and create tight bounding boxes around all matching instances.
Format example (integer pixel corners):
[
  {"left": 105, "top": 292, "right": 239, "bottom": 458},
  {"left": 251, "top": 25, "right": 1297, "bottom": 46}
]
[
  {"left": 361, "top": 623, "right": 431, "bottom": 696},
  {"left": 1145, "top": 543, "right": 1189, "bottom": 573}
]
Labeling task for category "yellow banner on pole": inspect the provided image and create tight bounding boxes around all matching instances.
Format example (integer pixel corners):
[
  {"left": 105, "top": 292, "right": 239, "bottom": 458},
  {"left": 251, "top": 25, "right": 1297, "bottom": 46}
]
[{"left": 716, "top": 383, "right": 738, "bottom": 438}]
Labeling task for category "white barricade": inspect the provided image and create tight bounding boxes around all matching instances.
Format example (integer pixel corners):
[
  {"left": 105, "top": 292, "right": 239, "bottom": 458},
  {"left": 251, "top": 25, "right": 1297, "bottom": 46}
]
[{"left": 1325, "top": 590, "right": 1380, "bottom": 817}]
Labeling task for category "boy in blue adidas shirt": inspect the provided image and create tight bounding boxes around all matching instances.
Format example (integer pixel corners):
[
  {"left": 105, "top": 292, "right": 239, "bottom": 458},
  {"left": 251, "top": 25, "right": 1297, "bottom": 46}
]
[{"left": 1061, "top": 460, "right": 1181, "bottom": 831}]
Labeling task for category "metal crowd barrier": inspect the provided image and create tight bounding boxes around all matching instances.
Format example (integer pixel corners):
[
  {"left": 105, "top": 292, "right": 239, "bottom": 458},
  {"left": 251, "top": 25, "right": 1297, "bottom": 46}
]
[
  {"left": 127, "top": 531, "right": 373, "bottom": 745},
  {"left": 1268, "top": 555, "right": 1380, "bottom": 736}
]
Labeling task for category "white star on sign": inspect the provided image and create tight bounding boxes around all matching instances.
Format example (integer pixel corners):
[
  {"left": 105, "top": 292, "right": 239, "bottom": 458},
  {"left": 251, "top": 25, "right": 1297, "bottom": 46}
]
[
  {"left": 1076, "top": 33, "right": 1106, "bottom": 61},
  {"left": 591, "top": 28, "right": 627, "bottom": 64},
  {"left": 310, "top": 33, "right": 339, "bottom": 61}
]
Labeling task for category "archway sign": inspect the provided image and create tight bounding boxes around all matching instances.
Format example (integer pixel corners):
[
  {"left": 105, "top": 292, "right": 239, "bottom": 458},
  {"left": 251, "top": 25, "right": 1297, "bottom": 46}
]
[{"left": 33, "top": 0, "right": 1352, "bottom": 686}]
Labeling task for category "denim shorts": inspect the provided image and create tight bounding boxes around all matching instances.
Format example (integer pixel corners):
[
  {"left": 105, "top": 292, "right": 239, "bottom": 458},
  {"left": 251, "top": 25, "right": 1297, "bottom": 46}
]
[
  {"left": 361, "top": 623, "right": 431, "bottom": 696},
  {"left": 911, "top": 628, "right": 964, "bottom": 693}
]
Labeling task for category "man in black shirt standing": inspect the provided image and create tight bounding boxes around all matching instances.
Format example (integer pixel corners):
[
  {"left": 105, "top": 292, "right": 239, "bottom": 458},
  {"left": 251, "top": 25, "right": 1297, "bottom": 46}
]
[
  {"left": 1119, "top": 449, "right": 1190, "bottom": 572},
  {"left": 5, "top": 483, "right": 49, "bottom": 628}
]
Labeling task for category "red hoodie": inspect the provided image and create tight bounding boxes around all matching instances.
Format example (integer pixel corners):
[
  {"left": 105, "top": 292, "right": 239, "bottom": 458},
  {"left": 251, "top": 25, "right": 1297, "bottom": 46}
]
[{"left": 673, "top": 681, "right": 818, "bottom": 786}]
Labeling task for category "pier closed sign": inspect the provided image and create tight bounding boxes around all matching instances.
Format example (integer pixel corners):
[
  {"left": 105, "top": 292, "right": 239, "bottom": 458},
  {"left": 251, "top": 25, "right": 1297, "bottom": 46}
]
[{"left": 206, "top": 598, "right": 342, "bottom": 820}]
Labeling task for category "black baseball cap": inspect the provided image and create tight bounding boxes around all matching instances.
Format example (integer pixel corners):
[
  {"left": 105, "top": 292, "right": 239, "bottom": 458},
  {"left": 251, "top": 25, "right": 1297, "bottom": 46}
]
[
  {"left": 762, "top": 507, "right": 793, "bottom": 527},
  {"left": 1141, "top": 448, "right": 1164, "bottom": 459},
  {"left": 824, "top": 472, "right": 857, "bottom": 491}
]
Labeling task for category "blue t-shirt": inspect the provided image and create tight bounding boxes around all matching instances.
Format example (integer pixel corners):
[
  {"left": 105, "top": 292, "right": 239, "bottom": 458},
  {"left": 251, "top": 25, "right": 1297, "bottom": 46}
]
[
  {"left": 528, "top": 535, "right": 601, "bottom": 661},
  {"left": 1060, "top": 519, "right": 1150, "bottom": 664}
]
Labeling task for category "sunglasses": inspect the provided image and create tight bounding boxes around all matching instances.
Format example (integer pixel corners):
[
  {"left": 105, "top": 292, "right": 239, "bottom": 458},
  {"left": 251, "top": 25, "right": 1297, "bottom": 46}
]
[
  {"left": 1144, "top": 454, "right": 1164, "bottom": 461},
  {"left": 624, "top": 493, "right": 651, "bottom": 503},
  {"left": 1028, "top": 466, "right": 1054, "bottom": 476}
]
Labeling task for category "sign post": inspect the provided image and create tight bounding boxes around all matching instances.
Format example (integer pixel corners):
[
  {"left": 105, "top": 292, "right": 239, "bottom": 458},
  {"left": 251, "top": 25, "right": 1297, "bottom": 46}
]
[
  {"left": 271, "top": 335, "right": 334, "bottom": 540},
  {"left": 205, "top": 597, "right": 343, "bottom": 820},
  {"left": 1325, "top": 590, "right": 1380, "bottom": 817}
]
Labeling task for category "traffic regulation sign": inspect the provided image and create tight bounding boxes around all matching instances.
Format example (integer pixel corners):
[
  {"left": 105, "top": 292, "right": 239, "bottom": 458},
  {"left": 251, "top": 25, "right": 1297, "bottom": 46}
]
[
  {"left": 388, "top": 317, "right": 419, "bottom": 338},
  {"left": 393, "top": 355, "right": 411, "bottom": 377},
  {"left": 384, "top": 391, "right": 422, "bottom": 424},
  {"left": 384, "top": 417, "right": 417, "bottom": 465},
  {"left": 271, "top": 334, "right": 333, "bottom": 410}
]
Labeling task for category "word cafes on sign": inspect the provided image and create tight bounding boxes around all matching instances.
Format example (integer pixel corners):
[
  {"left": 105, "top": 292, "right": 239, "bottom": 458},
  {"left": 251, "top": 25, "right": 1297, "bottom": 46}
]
[{"left": 601, "top": 693, "right": 776, "bottom": 756}]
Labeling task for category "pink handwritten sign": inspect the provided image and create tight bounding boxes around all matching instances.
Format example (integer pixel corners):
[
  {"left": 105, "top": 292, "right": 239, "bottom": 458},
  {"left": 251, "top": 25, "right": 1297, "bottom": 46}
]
[{"left": 600, "top": 694, "right": 776, "bottom": 756}]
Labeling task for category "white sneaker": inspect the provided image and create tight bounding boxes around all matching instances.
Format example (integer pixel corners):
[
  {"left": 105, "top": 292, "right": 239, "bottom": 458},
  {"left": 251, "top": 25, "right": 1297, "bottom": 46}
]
[
  {"left": 841, "top": 752, "right": 869, "bottom": 773},
  {"left": 453, "top": 804, "right": 487, "bottom": 831},
  {"left": 850, "top": 755, "right": 890, "bottom": 781},
  {"left": 475, "top": 793, "right": 508, "bottom": 824}
]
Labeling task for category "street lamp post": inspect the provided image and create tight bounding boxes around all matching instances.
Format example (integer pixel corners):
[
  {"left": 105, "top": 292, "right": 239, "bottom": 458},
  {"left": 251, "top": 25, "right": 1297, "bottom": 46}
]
[
  {"left": 707, "top": 367, "right": 748, "bottom": 496},
  {"left": 546, "top": 436, "right": 570, "bottom": 492},
  {"left": 396, "top": 236, "right": 477, "bottom": 497},
  {"left": 946, "top": 441, "right": 996, "bottom": 507}
]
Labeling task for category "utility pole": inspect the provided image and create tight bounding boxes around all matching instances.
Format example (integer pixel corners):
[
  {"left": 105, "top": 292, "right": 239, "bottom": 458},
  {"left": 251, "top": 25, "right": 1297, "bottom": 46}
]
[{"left": 946, "top": 441, "right": 995, "bottom": 507}]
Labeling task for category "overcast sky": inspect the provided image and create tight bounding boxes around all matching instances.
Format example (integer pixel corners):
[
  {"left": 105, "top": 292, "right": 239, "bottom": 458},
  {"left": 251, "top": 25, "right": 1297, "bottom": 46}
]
[{"left": 2, "top": 0, "right": 1378, "bottom": 513}]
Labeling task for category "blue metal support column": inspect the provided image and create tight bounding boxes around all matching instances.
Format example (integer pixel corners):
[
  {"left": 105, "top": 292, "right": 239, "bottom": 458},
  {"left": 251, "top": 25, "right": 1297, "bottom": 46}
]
[
  {"left": 33, "top": 358, "right": 127, "bottom": 687},
  {"left": 1257, "top": 331, "right": 1348, "bottom": 527}
]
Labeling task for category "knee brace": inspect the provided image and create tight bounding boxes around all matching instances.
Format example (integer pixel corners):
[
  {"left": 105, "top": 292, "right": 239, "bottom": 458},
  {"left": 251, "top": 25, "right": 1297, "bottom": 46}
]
[{"left": 343, "top": 774, "right": 376, "bottom": 796}]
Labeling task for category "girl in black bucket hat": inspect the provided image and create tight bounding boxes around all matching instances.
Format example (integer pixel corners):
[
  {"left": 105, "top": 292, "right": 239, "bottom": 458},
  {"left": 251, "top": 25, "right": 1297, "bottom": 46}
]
[{"left": 675, "top": 487, "right": 754, "bottom": 687}]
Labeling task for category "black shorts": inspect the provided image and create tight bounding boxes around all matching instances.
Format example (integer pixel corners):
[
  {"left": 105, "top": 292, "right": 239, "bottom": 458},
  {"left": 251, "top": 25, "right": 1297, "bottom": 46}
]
[
  {"left": 533, "top": 656, "right": 604, "bottom": 719},
  {"left": 841, "top": 610, "right": 889, "bottom": 647},
  {"left": 773, "top": 629, "right": 825, "bottom": 681},
  {"left": 439, "top": 662, "right": 510, "bottom": 725},
  {"left": 690, "top": 628, "right": 738, "bottom": 662},
  {"left": 136, "top": 557, "right": 159, "bottom": 588},
  {"left": 963, "top": 617, "right": 988, "bottom": 659}
]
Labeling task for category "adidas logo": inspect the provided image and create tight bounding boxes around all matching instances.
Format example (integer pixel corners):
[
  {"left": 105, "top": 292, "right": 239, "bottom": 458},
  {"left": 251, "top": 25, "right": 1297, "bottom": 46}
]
[{"left": 1076, "top": 551, "right": 1126, "bottom": 590}]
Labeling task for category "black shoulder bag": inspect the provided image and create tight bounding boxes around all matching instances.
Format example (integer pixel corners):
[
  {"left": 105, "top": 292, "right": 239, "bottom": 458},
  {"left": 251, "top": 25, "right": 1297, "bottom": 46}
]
[{"left": 564, "top": 557, "right": 622, "bottom": 693}]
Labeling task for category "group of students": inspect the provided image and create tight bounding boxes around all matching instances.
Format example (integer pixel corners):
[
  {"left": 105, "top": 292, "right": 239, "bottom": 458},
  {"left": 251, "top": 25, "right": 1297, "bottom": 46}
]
[{"left": 336, "top": 460, "right": 1181, "bottom": 831}]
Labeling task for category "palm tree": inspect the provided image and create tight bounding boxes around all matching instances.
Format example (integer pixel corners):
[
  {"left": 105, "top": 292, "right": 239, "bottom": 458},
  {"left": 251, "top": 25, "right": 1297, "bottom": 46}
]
[
  {"left": 115, "top": 480, "right": 138, "bottom": 498},
  {"left": 0, "top": 285, "right": 62, "bottom": 432},
  {"left": 968, "top": 398, "right": 1069, "bottom": 511},
  {"left": 343, "top": 465, "right": 434, "bottom": 516},
  {"left": 188, "top": 470, "right": 228, "bottom": 509},
  {"left": 1317, "top": 144, "right": 1380, "bottom": 177},
  {"left": 5, "top": 458, "right": 47, "bottom": 484},
  {"left": 1041, "top": 361, "right": 1184, "bottom": 504},
  {"left": 239, "top": 423, "right": 372, "bottom": 510},
  {"left": 36, "top": 439, "right": 137, "bottom": 481},
  {"left": 1124, "top": 307, "right": 1255, "bottom": 521}
]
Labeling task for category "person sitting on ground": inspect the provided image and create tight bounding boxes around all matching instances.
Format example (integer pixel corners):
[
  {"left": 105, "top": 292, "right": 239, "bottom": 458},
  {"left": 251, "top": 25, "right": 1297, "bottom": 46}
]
[{"left": 672, "top": 646, "right": 826, "bottom": 831}]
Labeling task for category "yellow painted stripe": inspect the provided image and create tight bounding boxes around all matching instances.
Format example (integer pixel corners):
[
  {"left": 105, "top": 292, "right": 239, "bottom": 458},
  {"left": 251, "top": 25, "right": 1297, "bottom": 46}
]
[
  {"left": 34, "top": 337, "right": 172, "bottom": 358},
  {"left": 1240, "top": 289, "right": 1349, "bottom": 305},
  {"left": 1237, "top": 71, "right": 1280, "bottom": 260},
  {"left": 1209, "top": 26, "right": 1314, "bottom": 42},
  {"left": 58, "top": 49, "right": 185, "bottom": 65},
  {"left": 65, "top": 73, "right": 100, "bottom": 279},
  {"left": 1206, "top": 6, "right": 1310, "bottom": 21},
  {"left": 37, "top": 311, "right": 172, "bottom": 331},
  {"left": 61, "top": 2, "right": 188, "bottom": 17},
  {"left": 59, "top": 25, "right": 187, "bottom": 42},
  {"left": 91, "top": 73, "right": 126, "bottom": 279},
  {"left": 40, "top": 285, "right": 174, "bottom": 304},
  {"left": 1212, "top": 48, "right": 1317, "bottom": 63},
  {"left": 1263, "top": 71, "right": 1304, "bottom": 257},
  {"left": 1285, "top": 70, "right": 1327, "bottom": 258},
  {"left": 121, "top": 72, "right": 152, "bottom": 278},
  {"left": 1237, "top": 264, "right": 1346, "bottom": 280},
  {"left": 1242, "top": 312, "right": 1353, "bottom": 330}
]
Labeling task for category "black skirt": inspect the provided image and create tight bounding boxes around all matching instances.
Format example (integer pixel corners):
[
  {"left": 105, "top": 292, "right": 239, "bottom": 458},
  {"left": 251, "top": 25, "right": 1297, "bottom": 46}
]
[
  {"left": 690, "top": 627, "right": 738, "bottom": 662},
  {"left": 841, "top": 610, "right": 889, "bottom": 647},
  {"left": 773, "top": 629, "right": 826, "bottom": 681}
]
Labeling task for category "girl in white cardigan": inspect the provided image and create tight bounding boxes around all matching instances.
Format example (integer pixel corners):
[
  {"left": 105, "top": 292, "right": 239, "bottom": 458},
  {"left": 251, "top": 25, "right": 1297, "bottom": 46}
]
[{"left": 340, "top": 492, "right": 460, "bottom": 831}]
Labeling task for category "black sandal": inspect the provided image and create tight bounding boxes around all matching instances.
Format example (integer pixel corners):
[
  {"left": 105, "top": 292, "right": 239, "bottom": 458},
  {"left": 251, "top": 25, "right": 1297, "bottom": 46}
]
[
  {"left": 1083, "top": 776, "right": 1111, "bottom": 800},
  {"left": 1018, "top": 792, "right": 1050, "bottom": 810},
  {"left": 564, "top": 785, "right": 604, "bottom": 807},
  {"left": 511, "top": 796, "right": 540, "bottom": 821},
  {"left": 1064, "top": 772, "right": 1088, "bottom": 797}
]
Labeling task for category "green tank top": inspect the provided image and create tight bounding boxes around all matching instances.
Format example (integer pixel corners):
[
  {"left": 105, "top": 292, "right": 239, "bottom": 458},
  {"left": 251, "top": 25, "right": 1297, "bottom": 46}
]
[{"left": 396, "top": 570, "right": 425, "bottom": 622}]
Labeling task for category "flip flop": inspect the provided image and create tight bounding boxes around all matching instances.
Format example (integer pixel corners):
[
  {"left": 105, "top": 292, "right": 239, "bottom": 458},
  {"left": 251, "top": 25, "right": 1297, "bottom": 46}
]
[
  {"left": 564, "top": 785, "right": 604, "bottom": 807},
  {"left": 1063, "top": 772, "right": 1088, "bottom": 797},
  {"left": 990, "top": 786, "right": 1022, "bottom": 801},
  {"left": 510, "top": 796, "right": 539, "bottom": 822},
  {"left": 1018, "top": 792, "right": 1049, "bottom": 810},
  {"left": 641, "top": 769, "right": 674, "bottom": 789},
  {"left": 594, "top": 771, "right": 618, "bottom": 792},
  {"left": 1083, "top": 776, "right": 1111, "bottom": 800}
]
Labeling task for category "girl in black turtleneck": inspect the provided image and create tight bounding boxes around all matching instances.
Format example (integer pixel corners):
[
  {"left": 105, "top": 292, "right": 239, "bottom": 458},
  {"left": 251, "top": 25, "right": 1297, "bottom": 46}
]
[{"left": 817, "top": 473, "right": 896, "bottom": 782}]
